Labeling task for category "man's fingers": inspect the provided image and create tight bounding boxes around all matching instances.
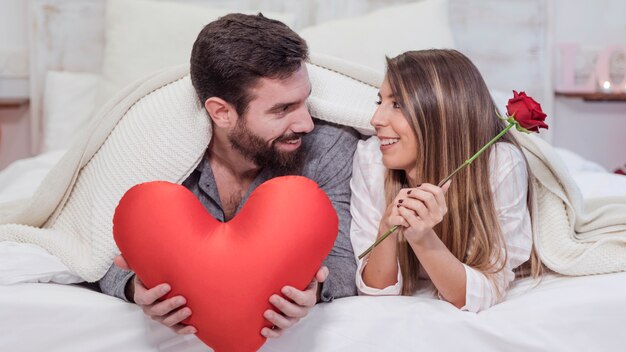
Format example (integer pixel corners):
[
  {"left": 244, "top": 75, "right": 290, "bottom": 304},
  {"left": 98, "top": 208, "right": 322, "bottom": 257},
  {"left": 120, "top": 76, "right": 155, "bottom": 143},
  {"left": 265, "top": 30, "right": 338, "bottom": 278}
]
[
  {"left": 315, "top": 266, "right": 329, "bottom": 283},
  {"left": 147, "top": 295, "right": 186, "bottom": 316},
  {"left": 282, "top": 285, "right": 315, "bottom": 308},
  {"left": 261, "top": 326, "right": 282, "bottom": 338},
  {"left": 161, "top": 307, "right": 193, "bottom": 327},
  {"left": 113, "top": 255, "right": 130, "bottom": 270},
  {"left": 172, "top": 324, "right": 197, "bottom": 335},
  {"left": 264, "top": 309, "right": 298, "bottom": 330},
  {"left": 134, "top": 283, "right": 170, "bottom": 306},
  {"left": 269, "top": 294, "right": 308, "bottom": 318}
]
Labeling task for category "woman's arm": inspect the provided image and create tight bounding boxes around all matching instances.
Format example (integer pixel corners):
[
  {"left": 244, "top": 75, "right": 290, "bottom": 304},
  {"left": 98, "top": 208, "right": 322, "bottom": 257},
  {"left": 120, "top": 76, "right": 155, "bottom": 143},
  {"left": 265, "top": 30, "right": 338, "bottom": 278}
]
[
  {"left": 454, "top": 144, "right": 532, "bottom": 312},
  {"left": 407, "top": 229, "right": 467, "bottom": 308},
  {"left": 396, "top": 182, "right": 467, "bottom": 307},
  {"left": 361, "top": 207, "right": 404, "bottom": 289},
  {"left": 349, "top": 138, "right": 403, "bottom": 295},
  {"left": 400, "top": 144, "right": 532, "bottom": 311}
]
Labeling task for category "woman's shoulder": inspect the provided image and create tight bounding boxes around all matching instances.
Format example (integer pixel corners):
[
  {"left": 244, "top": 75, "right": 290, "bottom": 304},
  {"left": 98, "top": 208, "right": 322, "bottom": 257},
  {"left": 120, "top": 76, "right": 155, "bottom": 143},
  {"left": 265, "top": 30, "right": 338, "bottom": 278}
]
[
  {"left": 352, "top": 136, "right": 386, "bottom": 211},
  {"left": 489, "top": 142, "right": 529, "bottom": 189},
  {"left": 490, "top": 142, "right": 526, "bottom": 168},
  {"left": 355, "top": 136, "right": 383, "bottom": 165}
]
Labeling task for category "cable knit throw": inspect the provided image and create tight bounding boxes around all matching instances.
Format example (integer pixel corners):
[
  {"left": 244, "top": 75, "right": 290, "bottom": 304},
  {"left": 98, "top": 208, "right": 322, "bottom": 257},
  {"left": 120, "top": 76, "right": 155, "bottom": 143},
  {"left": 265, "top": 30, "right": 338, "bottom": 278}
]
[{"left": 1, "top": 55, "right": 625, "bottom": 282}]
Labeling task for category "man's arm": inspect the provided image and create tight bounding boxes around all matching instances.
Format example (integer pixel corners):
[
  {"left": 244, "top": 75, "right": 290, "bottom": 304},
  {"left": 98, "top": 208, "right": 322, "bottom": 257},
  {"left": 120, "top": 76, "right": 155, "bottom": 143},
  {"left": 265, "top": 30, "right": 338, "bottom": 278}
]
[
  {"left": 311, "top": 123, "right": 360, "bottom": 302},
  {"left": 100, "top": 256, "right": 197, "bottom": 335},
  {"left": 99, "top": 263, "right": 135, "bottom": 301}
]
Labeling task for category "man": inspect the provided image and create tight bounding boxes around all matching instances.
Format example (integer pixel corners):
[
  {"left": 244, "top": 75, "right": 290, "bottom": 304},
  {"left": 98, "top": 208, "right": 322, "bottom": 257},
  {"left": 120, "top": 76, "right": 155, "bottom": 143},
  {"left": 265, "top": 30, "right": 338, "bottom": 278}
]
[{"left": 99, "top": 13, "right": 359, "bottom": 339}]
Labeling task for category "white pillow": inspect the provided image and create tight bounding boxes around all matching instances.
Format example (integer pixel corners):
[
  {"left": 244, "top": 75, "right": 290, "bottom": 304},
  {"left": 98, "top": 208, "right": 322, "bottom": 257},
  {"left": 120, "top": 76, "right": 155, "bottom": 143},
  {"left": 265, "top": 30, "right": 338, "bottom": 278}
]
[
  {"left": 299, "top": 0, "right": 455, "bottom": 74},
  {"left": 554, "top": 147, "right": 607, "bottom": 174},
  {"left": 0, "top": 242, "right": 83, "bottom": 284},
  {"left": 570, "top": 172, "right": 626, "bottom": 199},
  {"left": 98, "top": 0, "right": 295, "bottom": 106},
  {"left": 43, "top": 71, "right": 101, "bottom": 152},
  {"left": 0, "top": 150, "right": 66, "bottom": 204}
]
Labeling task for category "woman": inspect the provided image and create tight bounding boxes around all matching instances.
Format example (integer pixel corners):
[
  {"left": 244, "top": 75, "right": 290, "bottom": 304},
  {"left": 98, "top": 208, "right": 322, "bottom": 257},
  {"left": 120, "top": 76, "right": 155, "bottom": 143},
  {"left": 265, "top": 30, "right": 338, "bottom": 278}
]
[{"left": 350, "top": 49, "right": 541, "bottom": 312}]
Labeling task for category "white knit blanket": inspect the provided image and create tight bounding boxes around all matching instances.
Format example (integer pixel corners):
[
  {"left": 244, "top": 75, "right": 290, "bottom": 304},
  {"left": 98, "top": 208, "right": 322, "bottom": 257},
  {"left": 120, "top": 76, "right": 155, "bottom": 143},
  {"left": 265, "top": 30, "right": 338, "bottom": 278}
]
[
  {"left": 1, "top": 55, "right": 625, "bottom": 281},
  {"left": 517, "top": 133, "right": 626, "bottom": 275}
]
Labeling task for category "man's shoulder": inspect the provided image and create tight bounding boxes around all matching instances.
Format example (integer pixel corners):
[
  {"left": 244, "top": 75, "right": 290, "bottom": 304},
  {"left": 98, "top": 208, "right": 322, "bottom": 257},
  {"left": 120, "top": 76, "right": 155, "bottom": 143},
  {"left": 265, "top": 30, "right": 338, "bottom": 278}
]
[
  {"left": 303, "top": 119, "right": 360, "bottom": 156},
  {"left": 300, "top": 119, "right": 361, "bottom": 181}
]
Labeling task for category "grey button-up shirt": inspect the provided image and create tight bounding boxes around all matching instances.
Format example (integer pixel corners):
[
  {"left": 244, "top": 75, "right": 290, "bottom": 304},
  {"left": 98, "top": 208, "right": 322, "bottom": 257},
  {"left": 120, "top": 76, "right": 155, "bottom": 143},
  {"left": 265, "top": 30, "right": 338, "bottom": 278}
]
[{"left": 99, "top": 120, "right": 359, "bottom": 302}]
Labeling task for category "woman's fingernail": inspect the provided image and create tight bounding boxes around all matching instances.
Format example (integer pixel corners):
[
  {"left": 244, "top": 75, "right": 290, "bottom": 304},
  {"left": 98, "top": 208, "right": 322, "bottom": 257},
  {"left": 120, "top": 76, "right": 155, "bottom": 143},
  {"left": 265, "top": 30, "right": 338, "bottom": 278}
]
[
  {"left": 417, "top": 183, "right": 422, "bottom": 187},
  {"left": 398, "top": 199, "right": 403, "bottom": 203},
  {"left": 407, "top": 190, "right": 412, "bottom": 194},
  {"left": 161, "top": 285, "right": 170, "bottom": 294},
  {"left": 397, "top": 204, "right": 401, "bottom": 208}
]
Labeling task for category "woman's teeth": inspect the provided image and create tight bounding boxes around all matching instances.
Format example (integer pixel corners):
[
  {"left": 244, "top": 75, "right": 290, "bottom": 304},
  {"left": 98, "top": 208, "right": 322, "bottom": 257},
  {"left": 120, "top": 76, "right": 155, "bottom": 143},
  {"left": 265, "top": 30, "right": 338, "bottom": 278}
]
[{"left": 380, "top": 138, "right": 399, "bottom": 146}]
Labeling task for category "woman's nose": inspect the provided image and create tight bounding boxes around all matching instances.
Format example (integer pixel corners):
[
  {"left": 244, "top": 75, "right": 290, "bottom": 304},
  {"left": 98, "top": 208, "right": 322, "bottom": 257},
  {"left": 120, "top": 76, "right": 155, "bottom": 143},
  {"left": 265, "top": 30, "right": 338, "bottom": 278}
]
[{"left": 370, "top": 105, "right": 386, "bottom": 128}]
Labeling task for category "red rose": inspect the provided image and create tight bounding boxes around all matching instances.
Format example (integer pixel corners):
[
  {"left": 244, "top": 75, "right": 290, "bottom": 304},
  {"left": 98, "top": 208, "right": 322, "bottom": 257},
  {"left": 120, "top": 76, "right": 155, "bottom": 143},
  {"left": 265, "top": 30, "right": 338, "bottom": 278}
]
[
  {"left": 506, "top": 90, "right": 548, "bottom": 132},
  {"left": 615, "top": 168, "right": 626, "bottom": 176}
]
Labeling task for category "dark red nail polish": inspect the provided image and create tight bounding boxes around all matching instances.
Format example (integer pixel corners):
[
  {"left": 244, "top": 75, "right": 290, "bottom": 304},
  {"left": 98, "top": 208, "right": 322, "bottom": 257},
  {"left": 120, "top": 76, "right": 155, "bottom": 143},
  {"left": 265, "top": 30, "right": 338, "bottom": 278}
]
[
  {"left": 407, "top": 190, "right": 411, "bottom": 195},
  {"left": 399, "top": 199, "right": 403, "bottom": 203}
]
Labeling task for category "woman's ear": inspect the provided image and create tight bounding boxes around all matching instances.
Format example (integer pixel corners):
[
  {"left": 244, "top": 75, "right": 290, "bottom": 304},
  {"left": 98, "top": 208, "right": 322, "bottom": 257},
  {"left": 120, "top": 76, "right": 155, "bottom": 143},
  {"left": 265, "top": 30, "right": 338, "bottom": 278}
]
[{"left": 204, "top": 97, "right": 238, "bottom": 128}]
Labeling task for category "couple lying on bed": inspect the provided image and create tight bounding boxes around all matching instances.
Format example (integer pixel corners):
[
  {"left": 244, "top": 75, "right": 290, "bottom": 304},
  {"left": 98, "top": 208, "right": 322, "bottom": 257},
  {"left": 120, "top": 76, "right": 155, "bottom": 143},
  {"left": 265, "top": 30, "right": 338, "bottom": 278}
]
[{"left": 100, "top": 13, "right": 541, "bottom": 339}]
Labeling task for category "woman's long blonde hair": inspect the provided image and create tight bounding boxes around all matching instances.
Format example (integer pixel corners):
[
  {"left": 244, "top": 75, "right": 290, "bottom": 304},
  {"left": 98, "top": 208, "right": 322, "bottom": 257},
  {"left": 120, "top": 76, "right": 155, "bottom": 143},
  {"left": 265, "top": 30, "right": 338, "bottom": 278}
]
[{"left": 384, "top": 50, "right": 542, "bottom": 296}]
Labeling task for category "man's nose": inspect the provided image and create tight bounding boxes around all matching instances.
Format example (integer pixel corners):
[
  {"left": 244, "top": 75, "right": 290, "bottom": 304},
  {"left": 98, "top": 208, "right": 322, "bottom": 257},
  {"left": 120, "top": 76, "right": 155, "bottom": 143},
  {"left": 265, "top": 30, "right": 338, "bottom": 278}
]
[{"left": 291, "top": 105, "right": 314, "bottom": 134}]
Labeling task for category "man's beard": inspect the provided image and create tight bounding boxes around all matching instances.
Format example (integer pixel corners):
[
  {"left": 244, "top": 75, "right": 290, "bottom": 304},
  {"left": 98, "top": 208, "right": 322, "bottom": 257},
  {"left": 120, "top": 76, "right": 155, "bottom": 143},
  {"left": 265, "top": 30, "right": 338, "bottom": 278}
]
[{"left": 228, "top": 118, "right": 307, "bottom": 175}]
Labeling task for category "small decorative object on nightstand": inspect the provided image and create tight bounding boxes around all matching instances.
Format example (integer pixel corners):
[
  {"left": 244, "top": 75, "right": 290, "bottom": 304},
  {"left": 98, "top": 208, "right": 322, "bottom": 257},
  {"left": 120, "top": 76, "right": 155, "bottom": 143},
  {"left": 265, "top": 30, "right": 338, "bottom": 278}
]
[{"left": 556, "top": 44, "right": 626, "bottom": 102}]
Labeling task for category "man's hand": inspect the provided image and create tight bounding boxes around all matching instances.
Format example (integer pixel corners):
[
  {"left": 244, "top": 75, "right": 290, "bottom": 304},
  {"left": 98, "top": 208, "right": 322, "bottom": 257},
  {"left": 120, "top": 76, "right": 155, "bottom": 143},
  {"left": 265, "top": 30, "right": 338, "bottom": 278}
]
[
  {"left": 114, "top": 255, "right": 197, "bottom": 335},
  {"left": 261, "top": 266, "right": 329, "bottom": 338}
]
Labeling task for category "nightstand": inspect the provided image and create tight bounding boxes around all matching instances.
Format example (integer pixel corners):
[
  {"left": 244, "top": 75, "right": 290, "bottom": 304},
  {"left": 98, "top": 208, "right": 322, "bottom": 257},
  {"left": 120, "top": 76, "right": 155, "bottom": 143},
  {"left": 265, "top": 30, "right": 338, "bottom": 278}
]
[
  {"left": 0, "top": 97, "right": 29, "bottom": 108},
  {"left": 555, "top": 92, "right": 626, "bottom": 102}
]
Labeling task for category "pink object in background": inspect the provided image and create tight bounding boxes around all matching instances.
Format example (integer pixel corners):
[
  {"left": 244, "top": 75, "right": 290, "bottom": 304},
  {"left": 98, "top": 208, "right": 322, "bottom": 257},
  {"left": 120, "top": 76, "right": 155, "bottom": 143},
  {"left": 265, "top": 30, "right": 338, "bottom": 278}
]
[
  {"left": 556, "top": 43, "right": 596, "bottom": 93},
  {"left": 595, "top": 45, "right": 626, "bottom": 93},
  {"left": 557, "top": 43, "right": 626, "bottom": 94}
]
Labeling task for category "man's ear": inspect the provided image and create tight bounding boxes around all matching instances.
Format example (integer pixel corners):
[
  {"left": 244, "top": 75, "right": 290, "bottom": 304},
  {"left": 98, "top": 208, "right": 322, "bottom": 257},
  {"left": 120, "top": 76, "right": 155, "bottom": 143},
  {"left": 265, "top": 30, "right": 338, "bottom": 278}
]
[{"left": 204, "top": 97, "right": 238, "bottom": 128}]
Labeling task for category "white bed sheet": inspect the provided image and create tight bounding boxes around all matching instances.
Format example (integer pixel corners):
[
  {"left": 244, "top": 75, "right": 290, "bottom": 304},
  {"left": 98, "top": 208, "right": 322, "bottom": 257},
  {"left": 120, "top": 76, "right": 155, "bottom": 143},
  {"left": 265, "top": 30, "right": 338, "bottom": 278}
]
[
  {"left": 1, "top": 272, "right": 626, "bottom": 351},
  {"left": 1, "top": 148, "right": 625, "bottom": 351}
]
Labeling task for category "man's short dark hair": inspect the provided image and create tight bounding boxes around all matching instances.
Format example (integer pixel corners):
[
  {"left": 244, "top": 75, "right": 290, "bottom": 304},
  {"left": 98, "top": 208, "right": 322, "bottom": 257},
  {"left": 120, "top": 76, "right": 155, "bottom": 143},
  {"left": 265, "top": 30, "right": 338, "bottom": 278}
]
[{"left": 190, "top": 13, "right": 309, "bottom": 116}]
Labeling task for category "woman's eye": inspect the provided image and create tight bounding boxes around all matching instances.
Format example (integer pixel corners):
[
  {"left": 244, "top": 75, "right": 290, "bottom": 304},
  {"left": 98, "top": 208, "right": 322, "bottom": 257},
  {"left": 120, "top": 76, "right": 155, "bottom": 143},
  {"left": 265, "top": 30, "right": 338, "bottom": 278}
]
[
  {"left": 374, "top": 100, "right": 382, "bottom": 105},
  {"left": 392, "top": 102, "right": 401, "bottom": 109}
]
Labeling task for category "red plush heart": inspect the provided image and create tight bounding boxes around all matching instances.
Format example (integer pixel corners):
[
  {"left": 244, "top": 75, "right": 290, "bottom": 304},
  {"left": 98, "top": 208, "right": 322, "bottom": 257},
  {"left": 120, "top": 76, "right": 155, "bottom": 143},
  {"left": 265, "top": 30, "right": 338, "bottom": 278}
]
[{"left": 113, "top": 176, "right": 338, "bottom": 352}]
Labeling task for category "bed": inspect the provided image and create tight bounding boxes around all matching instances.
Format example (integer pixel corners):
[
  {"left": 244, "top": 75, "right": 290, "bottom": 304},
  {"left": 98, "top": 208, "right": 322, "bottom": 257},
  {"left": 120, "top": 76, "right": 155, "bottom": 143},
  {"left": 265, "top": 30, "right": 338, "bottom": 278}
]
[
  {"left": 2, "top": 0, "right": 626, "bottom": 351},
  {"left": 1, "top": 143, "right": 626, "bottom": 352}
]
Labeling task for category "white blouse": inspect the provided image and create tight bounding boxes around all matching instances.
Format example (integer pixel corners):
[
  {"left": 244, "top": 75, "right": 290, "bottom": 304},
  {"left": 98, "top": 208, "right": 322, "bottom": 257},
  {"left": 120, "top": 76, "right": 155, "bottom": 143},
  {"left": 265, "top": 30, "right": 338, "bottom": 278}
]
[{"left": 349, "top": 136, "right": 532, "bottom": 312}]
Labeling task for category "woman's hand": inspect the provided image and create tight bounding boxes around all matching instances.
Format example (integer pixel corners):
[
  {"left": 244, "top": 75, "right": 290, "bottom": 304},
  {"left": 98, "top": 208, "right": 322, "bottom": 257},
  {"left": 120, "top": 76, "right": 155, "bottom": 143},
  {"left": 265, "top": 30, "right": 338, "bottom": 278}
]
[
  {"left": 397, "top": 182, "right": 450, "bottom": 246},
  {"left": 380, "top": 191, "right": 410, "bottom": 235}
]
